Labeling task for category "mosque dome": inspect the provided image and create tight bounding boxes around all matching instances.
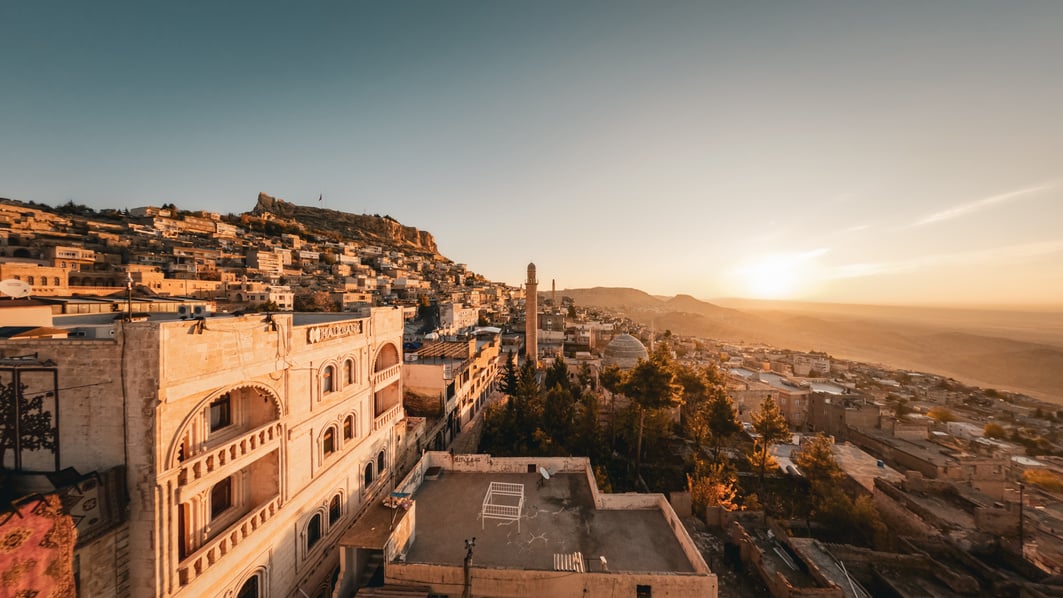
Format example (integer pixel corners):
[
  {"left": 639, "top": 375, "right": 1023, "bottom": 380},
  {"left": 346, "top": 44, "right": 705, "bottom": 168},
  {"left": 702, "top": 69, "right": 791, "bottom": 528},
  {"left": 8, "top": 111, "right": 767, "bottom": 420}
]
[{"left": 602, "top": 334, "right": 648, "bottom": 370}]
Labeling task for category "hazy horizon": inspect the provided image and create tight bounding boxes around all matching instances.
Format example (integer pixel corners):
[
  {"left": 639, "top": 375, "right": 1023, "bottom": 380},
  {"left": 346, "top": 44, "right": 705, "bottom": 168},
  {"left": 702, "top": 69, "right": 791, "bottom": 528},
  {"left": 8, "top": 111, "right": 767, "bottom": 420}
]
[{"left": 3, "top": 1, "right": 1061, "bottom": 306}]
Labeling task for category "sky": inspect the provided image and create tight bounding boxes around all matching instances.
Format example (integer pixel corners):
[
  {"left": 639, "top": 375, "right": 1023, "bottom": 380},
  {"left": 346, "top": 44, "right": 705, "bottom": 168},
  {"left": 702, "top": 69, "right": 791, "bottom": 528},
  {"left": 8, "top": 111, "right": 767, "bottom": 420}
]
[{"left": 2, "top": 1, "right": 1062, "bottom": 307}]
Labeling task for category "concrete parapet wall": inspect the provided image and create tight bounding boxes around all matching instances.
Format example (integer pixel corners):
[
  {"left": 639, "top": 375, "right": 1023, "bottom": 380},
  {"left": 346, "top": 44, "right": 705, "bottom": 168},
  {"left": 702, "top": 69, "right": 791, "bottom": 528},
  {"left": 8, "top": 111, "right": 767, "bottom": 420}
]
[
  {"left": 873, "top": 479, "right": 947, "bottom": 536},
  {"left": 387, "top": 562, "right": 717, "bottom": 597}
]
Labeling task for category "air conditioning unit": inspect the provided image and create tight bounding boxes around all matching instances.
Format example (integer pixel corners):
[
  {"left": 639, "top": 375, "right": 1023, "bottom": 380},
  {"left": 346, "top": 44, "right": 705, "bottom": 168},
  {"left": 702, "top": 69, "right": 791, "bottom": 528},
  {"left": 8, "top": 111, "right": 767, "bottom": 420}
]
[
  {"left": 178, "top": 305, "right": 191, "bottom": 317},
  {"left": 193, "top": 305, "right": 211, "bottom": 317}
]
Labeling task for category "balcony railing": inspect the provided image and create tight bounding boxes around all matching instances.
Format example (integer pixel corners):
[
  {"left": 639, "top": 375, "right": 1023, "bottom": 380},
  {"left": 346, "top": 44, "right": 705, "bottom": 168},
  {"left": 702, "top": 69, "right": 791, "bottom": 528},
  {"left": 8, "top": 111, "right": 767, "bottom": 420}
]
[
  {"left": 371, "top": 363, "right": 400, "bottom": 387},
  {"left": 177, "top": 494, "right": 282, "bottom": 587},
  {"left": 176, "top": 422, "right": 282, "bottom": 497},
  {"left": 373, "top": 403, "right": 404, "bottom": 432}
]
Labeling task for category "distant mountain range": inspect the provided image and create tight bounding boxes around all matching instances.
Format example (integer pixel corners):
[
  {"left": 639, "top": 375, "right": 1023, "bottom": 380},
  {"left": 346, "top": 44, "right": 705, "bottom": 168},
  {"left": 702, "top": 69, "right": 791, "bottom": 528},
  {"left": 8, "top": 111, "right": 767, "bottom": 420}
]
[{"left": 555, "top": 287, "right": 1063, "bottom": 404}]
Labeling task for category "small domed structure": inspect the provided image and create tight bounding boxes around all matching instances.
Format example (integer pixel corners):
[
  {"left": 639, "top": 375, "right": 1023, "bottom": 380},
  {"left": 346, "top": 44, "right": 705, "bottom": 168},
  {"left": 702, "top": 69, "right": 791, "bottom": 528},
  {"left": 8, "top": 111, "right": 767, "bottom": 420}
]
[{"left": 602, "top": 334, "right": 648, "bottom": 370}]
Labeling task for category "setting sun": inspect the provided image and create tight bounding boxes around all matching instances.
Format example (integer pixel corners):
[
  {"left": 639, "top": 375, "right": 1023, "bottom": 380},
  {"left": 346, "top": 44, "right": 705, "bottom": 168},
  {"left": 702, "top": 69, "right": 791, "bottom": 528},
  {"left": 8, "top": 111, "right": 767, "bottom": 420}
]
[{"left": 734, "top": 249, "right": 827, "bottom": 299}]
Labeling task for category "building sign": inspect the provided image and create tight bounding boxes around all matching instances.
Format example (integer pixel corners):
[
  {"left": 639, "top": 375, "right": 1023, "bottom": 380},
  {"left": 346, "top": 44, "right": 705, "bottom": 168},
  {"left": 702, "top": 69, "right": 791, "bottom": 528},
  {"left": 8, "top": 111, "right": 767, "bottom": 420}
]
[{"left": 307, "top": 321, "right": 363, "bottom": 344}]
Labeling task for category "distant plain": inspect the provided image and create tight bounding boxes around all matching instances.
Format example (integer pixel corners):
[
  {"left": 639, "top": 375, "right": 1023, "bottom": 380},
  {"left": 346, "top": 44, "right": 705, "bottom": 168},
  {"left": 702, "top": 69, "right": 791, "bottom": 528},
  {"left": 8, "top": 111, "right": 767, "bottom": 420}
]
[{"left": 558, "top": 288, "right": 1063, "bottom": 405}]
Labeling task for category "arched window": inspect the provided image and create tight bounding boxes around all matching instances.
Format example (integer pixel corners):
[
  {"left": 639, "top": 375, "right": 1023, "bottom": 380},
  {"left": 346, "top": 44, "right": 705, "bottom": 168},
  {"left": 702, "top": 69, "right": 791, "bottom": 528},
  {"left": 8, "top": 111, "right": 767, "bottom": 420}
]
[
  {"left": 210, "top": 476, "right": 232, "bottom": 520},
  {"left": 209, "top": 394, "right": 232, "bottom": 432},
  {"left": 329, "top": 494, "right": 341, "bottom": 525},
  {"left": 377, "top": 450, "right": 386, "bottom": 474},
  {"left": 27, "top": 276, "right": 34, "bottom": 285},
  {"left": 307, "top": 513, "right": 322, "bottom": 551},
  {"left": 322, "top": 366, "right": 334, "bottom": 394},
  {"left": 363, "top": 463, "right": 373, "bottom": 488},
  {"left": 236, "top": 574, "right": 259, "bottom": 598},
  {"left": 343, "top": 415, "right": 354, "bottom": 440},
  {"left": 323, "top": 427, "right": 335, "bottom": 457},
  {"left": 344, "top": 359, "right": 355, "bottom": 385},
  {"left": 53, "top": 277, "right": 60, "bottom": 286}
]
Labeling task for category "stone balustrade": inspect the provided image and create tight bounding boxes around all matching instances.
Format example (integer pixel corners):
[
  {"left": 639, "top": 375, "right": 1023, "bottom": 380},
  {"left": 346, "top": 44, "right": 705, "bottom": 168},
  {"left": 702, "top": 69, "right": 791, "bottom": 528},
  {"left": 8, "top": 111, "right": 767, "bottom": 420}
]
[
  {"left": 177, "top": 495, "right": 282, "bottom": 586},
  {"left": 371, "top": 363, "right": 400, "bottom": 387},
  {"left": 374, "top": 403, "right": 404, "bottom": 432},
  {"left": 176, "top": 422, "right": 283, "bottom": 497}
]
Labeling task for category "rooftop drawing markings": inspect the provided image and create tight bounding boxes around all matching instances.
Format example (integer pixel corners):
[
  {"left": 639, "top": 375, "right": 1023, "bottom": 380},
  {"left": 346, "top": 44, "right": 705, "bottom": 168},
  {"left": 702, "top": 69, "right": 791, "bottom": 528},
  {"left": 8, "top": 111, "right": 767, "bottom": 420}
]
[{"left": 402, "top": 471, "right": 696, "bottom": 574}]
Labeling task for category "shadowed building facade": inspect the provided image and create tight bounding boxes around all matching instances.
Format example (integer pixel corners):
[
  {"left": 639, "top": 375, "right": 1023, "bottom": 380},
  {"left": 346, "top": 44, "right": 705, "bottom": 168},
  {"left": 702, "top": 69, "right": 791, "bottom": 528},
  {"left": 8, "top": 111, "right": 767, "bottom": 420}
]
[{"left": 0, "top": 308, "right": 408, "bottom": 598}]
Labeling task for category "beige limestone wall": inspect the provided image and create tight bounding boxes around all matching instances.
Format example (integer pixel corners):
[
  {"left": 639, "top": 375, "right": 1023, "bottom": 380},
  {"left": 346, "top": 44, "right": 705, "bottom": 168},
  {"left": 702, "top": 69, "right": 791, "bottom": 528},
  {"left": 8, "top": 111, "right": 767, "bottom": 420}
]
[
  {"left": 74, "top": 523, "right": 130, "bottom": 598},
  {"left": 387, "top": 563, "right": 716, "bottom": 597},
  {"left": 0, "top": 337, "right": 128, "bottom": 480}
]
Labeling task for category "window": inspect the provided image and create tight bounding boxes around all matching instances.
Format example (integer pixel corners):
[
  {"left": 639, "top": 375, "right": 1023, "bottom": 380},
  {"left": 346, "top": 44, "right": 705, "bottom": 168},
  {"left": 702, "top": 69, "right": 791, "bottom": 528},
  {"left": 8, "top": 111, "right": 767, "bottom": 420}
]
[
  {"left": 344, "top": 359, "right": 354, "bottom": 385},
  {"left": 343, "top": 415, "right": 354, "bottom": 440},
  {"left": 236, "top": 575, "right": 259, "bottom": 598},
  {"left": 323, "top": 427, "right": 335, "bottom": 457},
  {"left": 210, "top": 477, "right": 232, "bottom": 520},
  {"left": 377, "top": 450, "right": 386, "bottom": 474},
  {"left": 307, "top": 513, "right": 322, "bottom": 551},
  {"left": 53, "top": 277, "right": 60, "bottom": 286},
  {"left": 27, "top": 276, "right": 34, "bottom": 285},
  {"left": 329, "top": 495, "right": 341, "bottom": 525},
  {"left": 322, "top": 366, "right": 334, "bottom": 394},
  {"left": 364, "top": 463, "right": 374, "bottom": 487},
  {"left": 636, "top": 585, "right": 652, "bottom": 598},
  {"left": 209, "top": 394, "right": 232, "bottom": 431}
]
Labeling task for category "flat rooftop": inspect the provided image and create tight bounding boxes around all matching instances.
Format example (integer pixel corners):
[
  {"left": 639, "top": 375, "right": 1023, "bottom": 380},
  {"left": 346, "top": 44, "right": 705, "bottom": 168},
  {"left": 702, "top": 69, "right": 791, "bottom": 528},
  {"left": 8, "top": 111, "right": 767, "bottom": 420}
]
[{"left": 403, "top": 471, "right": 696, "bottom": 574}]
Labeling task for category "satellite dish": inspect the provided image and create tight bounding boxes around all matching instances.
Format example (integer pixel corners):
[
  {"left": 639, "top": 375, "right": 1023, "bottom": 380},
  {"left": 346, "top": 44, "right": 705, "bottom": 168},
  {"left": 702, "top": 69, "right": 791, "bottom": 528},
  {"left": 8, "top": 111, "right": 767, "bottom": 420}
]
[
  {"left": 539, "top": 467, "right": 551, "bottom": 480},
  {"left": 0, "top": 279, "right": 31, "bottom": 298}
]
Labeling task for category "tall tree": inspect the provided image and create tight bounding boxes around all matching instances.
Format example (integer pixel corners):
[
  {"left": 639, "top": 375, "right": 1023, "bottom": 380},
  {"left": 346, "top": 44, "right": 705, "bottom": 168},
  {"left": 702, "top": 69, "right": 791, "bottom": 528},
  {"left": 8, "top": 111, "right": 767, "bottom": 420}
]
[
  {"left": 749, "top": 396, "right": 790, "bottom": 487},
  {"left": 499, "top": 352, "right": 519, "bottom": 397},
  {"left": 542, "top": 384, "right": 576, "bottom": 449},
  {"left": 704, "top": 385, "right": 741, "bottom": 464},
  {"left": 673, "top": 363, "right": 708, "bottom": 434},
  {"left": 793, "top": 434, "right": 842, "bottom": 488},
  {"left": 544, "top": 355, "right": 570, "bottom": 392},
  {"left": 619, "top": 347, "right": 682, "bottom": 474},
  {"left": 599, "top": 364, "right": 624, "bottom": 448}
]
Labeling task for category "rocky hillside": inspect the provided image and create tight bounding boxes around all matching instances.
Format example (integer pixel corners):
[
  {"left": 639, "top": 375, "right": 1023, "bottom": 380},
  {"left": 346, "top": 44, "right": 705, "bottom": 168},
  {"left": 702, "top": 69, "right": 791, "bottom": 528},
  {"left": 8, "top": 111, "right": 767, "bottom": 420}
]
[{"left": 252, "top": 192, "right": 438, "bottom": 254}]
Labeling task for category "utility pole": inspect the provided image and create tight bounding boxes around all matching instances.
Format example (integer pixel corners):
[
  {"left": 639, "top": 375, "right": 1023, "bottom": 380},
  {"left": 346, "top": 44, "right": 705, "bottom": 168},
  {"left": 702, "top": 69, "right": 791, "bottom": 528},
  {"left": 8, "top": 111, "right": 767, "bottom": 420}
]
[
  {"left": 126, "top": 272, "right": 133, "bottom": 318},
  {"left": 1018, "top": 482, "right": 1025, "bottom": 556},
  {"left": 462, "top": 537, "right": 475, "bottom": 598}
]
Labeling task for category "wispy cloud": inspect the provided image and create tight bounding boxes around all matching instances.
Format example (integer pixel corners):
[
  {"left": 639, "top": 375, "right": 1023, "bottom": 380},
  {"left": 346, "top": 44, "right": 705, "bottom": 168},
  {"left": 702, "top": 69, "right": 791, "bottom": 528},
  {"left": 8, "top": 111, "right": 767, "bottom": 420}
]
[
  {"left": 912, "top": 183, "right": 1053, "bottom": 227},
  {"left": 829, "top": 240, "right": 1063, "bottom": 279},
  {"left": 843, "top": 224, "right": 870, "bottom": 234}
]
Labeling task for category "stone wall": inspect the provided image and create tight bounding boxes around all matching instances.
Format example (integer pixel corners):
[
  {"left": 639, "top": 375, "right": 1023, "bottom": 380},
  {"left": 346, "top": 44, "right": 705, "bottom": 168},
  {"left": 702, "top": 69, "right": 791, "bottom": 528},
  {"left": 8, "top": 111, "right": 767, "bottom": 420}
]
[{"left": 386, "top": 562, "right": 716, "bottom": 597}]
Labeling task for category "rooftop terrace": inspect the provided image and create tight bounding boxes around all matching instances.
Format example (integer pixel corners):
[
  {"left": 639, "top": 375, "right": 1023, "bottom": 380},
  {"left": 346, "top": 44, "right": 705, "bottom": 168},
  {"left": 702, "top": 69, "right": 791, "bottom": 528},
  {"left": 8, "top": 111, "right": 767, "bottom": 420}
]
[{"left": 403, "top": 470, "right": 697, "bottom": 574}]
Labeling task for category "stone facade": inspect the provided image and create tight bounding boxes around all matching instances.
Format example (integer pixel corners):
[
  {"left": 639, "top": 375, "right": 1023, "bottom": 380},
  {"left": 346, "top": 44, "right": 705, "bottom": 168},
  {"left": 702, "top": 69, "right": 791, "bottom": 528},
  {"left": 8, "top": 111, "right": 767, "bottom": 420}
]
[{"left": 0, "top": 308, "right": 406, "bottom": 598}]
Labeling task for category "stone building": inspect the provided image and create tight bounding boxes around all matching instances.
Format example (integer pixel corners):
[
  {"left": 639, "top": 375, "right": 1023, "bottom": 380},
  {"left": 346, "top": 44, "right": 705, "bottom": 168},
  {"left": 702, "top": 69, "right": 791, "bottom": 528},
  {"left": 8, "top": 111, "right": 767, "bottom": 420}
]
[
  {"left": 338, "top": 452, "right": 718, "bottom": 597},
  {"left": 524, "top": 263, "right": 538, "bottom": 366},
  {"left": 402, "top": 335, "right": 500, "bottom": 450},
  {"left": 601, "top": 333, "right": 648, "bottom": 370},
  {"left": 0, "top": 307, "right": 407, "bottom": 597}
]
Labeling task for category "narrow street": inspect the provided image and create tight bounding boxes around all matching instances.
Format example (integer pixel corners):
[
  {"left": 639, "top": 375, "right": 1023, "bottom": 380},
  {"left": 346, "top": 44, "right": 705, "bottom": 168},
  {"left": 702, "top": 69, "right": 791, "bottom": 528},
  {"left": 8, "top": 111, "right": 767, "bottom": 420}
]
[{"left": 448, "top": 390, "right": 506, "bottom": 454}]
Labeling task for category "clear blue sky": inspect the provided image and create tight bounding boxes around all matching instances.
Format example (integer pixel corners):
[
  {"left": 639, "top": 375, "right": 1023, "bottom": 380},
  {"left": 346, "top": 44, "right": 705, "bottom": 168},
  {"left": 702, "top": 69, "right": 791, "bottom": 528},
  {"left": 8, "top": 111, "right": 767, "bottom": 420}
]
[{"left": 3, "top": 1, "right": 1062, "bottom": 305}]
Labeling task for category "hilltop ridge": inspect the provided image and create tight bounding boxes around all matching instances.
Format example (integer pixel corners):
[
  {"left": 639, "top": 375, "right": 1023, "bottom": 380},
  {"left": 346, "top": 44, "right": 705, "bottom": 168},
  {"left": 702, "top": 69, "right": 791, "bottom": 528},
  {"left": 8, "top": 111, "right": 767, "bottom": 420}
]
[{"left": 252, "top": 192, "right": 438, "bottom": 254}]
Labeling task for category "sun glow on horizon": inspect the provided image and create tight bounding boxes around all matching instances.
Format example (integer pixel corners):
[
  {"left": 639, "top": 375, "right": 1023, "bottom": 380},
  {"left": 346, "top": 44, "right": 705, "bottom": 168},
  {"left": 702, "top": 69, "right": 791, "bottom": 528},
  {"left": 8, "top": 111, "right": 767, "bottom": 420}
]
[{"left": 733, "top": 249, "right": 828, "bottom": 300}]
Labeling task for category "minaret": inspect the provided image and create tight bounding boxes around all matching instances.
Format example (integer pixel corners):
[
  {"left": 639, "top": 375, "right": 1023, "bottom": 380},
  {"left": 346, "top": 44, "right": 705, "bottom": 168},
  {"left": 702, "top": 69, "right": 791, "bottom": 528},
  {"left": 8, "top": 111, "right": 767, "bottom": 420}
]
[
  {"left": 551, "top": 279, "right": 556, "bottom": 308},
  {"left": 526, "top": 263, "right": 538, "bottom": 366}
]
